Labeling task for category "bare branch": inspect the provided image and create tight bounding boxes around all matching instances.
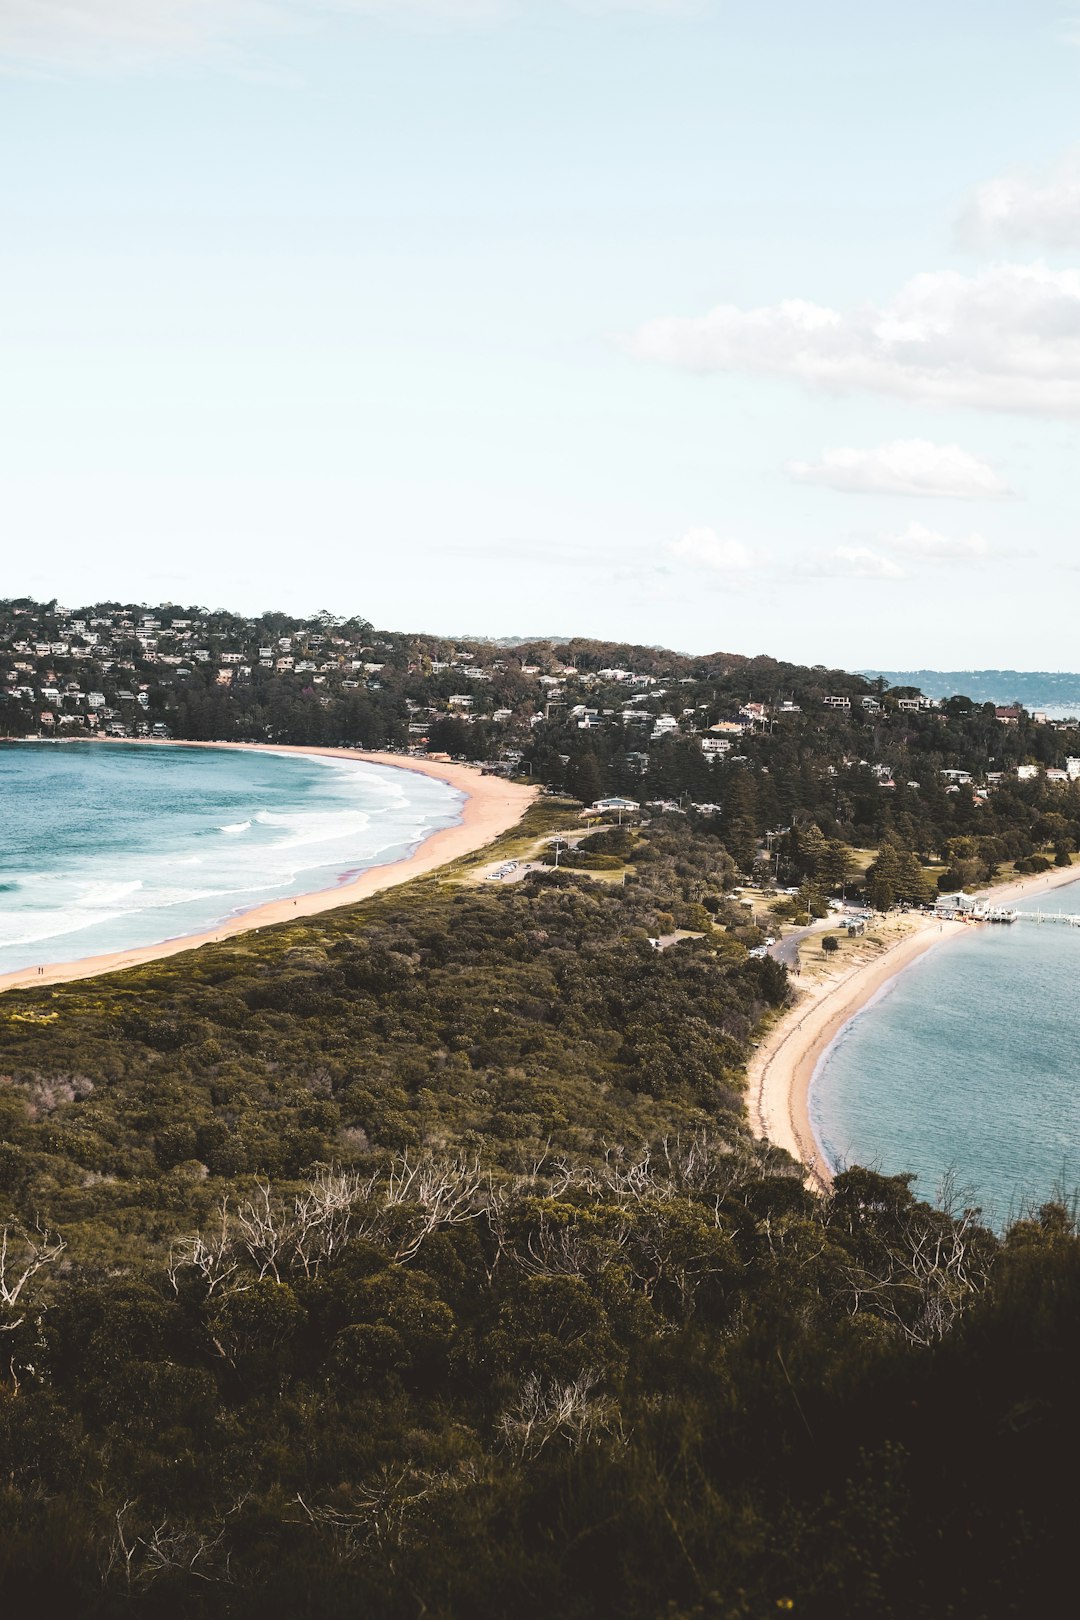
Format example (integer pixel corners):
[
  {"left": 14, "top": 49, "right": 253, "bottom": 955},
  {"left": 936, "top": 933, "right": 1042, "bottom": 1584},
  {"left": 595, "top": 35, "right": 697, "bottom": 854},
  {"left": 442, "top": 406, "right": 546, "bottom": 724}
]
[
  {"left": 0, "top": 1220, "right": 65, "bottom": 1332},
  {"left": 499, "top": 1371, "right": 623, "bottom": 1456}
]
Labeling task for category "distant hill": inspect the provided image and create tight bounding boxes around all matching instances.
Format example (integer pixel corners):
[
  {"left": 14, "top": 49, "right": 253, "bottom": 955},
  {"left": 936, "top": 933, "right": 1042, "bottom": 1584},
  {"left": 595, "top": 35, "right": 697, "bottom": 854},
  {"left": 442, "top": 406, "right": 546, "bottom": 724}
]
[{"left": 861, "top": 669, "right": 1080, "bottom": 714}]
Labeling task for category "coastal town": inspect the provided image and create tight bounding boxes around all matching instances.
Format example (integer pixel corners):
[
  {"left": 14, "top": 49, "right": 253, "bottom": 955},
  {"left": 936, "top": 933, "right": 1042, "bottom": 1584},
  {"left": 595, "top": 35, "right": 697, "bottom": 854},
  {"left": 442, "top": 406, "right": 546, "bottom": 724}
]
[
  {"left": 7, "top": 0, "right": 1080, "bottom": 1608},
  {"left": 4, "top": 598, "right": 1080, "bottom": 821}
]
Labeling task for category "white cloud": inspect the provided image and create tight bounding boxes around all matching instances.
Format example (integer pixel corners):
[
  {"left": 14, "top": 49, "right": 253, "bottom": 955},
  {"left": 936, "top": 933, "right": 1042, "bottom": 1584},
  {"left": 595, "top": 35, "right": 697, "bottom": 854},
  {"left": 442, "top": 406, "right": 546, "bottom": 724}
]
[
  {"left": 0, "top": 0, "right": 691, "bottom": 72},
  {"left": 0, "top": 1, "right": 286, "bottom": 70},
  {"left": 800, "top": 547, "right": 905, "bottom": 581},
  {"left": 632, "top": 263, "right": 1080, "bottom": 416},
  {"left": 576, "top": 0, "right": 700, "bottom": 12},
  {"left": 667, "top": 526, "right": 754, "bottom": 574},
  {"left": 883, "top": 522, "right": 990, "bottom": 562},
  {"left": 958, "top": 150, "right": 1080, "bottom": 248},
  {"left": 787, "top": 439, "right": 1014, "bottom": 500}
]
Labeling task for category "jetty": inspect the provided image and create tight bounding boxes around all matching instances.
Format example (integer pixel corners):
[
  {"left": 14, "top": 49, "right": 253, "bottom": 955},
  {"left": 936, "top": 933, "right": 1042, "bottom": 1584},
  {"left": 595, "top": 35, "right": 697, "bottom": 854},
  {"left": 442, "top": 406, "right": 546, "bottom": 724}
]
[
  {"left": 1007, "top": 909, "right": 1080, "bottom": 927},
  {"left": 934, "top": 891, "right": 1080, "bottom": 927}
]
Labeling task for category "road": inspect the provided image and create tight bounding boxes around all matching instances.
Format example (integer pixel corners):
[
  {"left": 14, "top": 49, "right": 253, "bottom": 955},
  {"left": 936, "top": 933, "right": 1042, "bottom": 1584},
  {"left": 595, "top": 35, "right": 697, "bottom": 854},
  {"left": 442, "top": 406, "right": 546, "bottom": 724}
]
[{"left": 768, "top": 916, "right": 835, "bottom": 971}]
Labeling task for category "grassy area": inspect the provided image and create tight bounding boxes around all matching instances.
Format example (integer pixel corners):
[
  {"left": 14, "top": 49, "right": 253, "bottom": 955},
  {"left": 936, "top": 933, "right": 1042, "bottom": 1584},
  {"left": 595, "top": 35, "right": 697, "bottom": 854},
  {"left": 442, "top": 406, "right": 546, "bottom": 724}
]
[
  {"left": 446, "top": 796, "right": 584, "bottom": 884},
  {"left": 794, "top": 913, "right": 922, "bottom": 981}
]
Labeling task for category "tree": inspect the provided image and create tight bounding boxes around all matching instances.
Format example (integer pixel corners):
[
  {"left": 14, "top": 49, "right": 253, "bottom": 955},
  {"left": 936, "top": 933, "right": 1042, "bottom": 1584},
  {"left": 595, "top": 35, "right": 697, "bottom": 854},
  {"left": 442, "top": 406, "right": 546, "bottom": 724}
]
[
  {"left": 865, "top": 842, "right": 901, "bottom": 910},
  {"left": 791, "top": 823, "right": 828, "bottom": 879},
  {"left": 427, "top": 716, "right": 471, "bottom": 755},
  {"left": 819, "top": 839, "right": 858, "bottom": 891},
  {"left": 206, "top": 1277, "right": 303, "bottom": 1390},
  {"left": 895, "top": 849, "right": 936, "bottom": 907},
  {"left": 567, "top": 752, "right": 604, "bottom": 807}
]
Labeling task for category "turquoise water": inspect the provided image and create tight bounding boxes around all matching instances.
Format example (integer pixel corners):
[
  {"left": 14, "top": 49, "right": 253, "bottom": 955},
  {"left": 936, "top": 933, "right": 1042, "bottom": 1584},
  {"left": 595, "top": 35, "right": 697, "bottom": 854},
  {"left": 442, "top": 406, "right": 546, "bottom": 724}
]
[
  {"left": 0, "top": 743, "right": 463, "bottom": 973},
  {"left": 811, "top": 882, "right": 1080, "bottom": 1223}
]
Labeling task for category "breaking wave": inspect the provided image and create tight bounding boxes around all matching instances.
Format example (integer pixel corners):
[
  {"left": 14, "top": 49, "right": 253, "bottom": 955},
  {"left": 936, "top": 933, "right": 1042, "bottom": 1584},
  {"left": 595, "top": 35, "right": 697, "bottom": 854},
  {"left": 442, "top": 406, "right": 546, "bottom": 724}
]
[{"left": 0, "top": 743, "right": 464, "bottom": 974}]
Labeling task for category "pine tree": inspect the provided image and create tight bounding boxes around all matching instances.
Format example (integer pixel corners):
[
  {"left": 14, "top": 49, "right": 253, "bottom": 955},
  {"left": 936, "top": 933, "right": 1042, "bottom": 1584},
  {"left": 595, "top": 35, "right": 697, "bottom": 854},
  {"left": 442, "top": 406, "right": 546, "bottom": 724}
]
[{"left": 865, "top": 842, "right": 902, "bottom": 910}]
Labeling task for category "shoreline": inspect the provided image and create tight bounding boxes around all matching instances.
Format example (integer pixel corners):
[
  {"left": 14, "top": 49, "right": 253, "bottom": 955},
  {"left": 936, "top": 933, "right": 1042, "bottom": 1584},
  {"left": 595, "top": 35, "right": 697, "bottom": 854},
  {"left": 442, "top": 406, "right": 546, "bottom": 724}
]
[
  {"left": 747, "top": 862, "right": 1080, "bottom": 1190},
  {"left": 0, "top": 741, "right": 537, "bottom": 996}
]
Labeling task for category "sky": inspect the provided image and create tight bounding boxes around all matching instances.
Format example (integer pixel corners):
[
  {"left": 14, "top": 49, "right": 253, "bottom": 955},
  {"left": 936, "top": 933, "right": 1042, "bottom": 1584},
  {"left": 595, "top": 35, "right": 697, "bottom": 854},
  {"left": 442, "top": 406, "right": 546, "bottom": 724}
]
[{"left": 3, "top": 1, "right": 1080, "bottom": 667}]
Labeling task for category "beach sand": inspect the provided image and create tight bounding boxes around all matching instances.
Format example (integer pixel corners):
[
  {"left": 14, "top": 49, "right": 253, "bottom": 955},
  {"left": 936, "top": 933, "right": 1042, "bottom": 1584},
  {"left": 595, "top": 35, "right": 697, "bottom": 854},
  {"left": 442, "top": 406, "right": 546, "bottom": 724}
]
[
  {"left": 747, "top": 862, "right": 1080, "bottom": 1190},
  {"left": 0, "top": 743, "right": 537, "bottom": 996}
]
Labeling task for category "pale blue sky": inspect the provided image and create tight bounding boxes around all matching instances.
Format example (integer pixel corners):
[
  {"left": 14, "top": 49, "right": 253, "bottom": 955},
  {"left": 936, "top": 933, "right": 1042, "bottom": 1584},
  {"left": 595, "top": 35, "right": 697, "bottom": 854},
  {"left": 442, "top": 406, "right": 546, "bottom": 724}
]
[{"left": 3, "top": 1, "right": 1080, "bottom": 664}]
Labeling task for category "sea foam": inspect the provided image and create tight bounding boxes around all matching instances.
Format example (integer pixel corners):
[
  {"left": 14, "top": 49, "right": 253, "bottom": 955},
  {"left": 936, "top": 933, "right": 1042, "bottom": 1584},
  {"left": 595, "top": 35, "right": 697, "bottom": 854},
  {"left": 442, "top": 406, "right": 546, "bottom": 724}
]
[{"left": 0, "top": 743, "right": 463, "bottom": 974}]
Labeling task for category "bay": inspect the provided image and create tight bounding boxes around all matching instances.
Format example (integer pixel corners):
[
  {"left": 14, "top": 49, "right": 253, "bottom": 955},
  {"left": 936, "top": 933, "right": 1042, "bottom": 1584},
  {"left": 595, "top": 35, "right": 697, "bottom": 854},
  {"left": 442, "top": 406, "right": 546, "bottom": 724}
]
[
  {"left": 0, "top": 742, "right": 463, "bottom": 973},
  {"left": 810, "top": 880, "right": 1080, "bottom": 1224}
]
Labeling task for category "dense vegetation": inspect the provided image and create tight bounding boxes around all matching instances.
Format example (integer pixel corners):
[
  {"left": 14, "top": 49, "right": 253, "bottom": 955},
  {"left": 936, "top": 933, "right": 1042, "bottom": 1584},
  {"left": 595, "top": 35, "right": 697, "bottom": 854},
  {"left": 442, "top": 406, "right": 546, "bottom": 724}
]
[
  {"left": 2, "top": 807, "right": 1078, "bottom": 1617},
  {"left": 9, "top": 596, "right": 1080, "bottom": 904}
]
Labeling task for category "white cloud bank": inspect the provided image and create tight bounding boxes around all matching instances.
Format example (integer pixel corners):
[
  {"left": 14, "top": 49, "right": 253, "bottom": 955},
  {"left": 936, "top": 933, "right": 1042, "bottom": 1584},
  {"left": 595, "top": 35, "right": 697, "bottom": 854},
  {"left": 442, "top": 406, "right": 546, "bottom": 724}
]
[
  {"left": 799, "top": 547, "right": 905, "bottom": 581},
  {"left": 633, "top": 263, "right": 1080, "bottom": 416},
  {"left": 959, "top": 149, "right": 1080, "bottom": 248},
  {"left": 0, "top": 1, "right": 286, "bottom": 68},
  {"left": 667, "top": 527, "right": 754, "bottom": 574},
  {"left": 0, "top": 0, "right": 693, "bottom": 71},
  {"left": 668, "top": 522, "right": 1005, "bottom": 585},
  {"left": 788, "top": 439, "right": 1014, "bottom": 500},
  {"left": 884, "top": 522, "right": 990, "bottom": 562}
]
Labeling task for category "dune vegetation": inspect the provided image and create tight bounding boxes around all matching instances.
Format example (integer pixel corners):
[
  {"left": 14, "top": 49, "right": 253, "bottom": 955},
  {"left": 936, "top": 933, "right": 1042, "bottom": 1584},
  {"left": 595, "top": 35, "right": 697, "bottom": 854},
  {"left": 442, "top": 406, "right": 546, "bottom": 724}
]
[{"left": 1, "top": 809, "right": 1078, "bottom": 1617}]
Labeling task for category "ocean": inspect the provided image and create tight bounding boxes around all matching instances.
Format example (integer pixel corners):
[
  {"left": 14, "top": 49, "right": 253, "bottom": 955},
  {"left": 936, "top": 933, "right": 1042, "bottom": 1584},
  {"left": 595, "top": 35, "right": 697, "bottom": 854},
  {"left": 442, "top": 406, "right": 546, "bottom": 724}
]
[
  {"left": 810, "top": 880, "right": 1080, "bottom": 1224},
  {"left": 0, "top": 742, "right": 464, "bottom": 974}
]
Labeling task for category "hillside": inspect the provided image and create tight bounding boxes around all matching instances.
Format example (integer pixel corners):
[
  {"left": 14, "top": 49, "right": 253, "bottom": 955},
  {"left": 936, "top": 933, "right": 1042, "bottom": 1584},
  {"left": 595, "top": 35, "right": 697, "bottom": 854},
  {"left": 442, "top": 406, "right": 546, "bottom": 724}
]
[{"left": 2, "top": 600, "right": 1080, "bottom": 1616}]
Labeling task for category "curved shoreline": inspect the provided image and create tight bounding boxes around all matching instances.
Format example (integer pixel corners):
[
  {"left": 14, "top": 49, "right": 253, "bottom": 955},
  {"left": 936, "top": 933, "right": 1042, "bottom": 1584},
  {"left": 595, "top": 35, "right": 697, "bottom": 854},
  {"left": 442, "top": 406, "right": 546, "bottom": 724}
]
[
  {"left": 0, "top": 742, "right": 537, "bottom": 996},
  {"left": 748, "top": 863, "right": 1080, "bottom": 1190}
]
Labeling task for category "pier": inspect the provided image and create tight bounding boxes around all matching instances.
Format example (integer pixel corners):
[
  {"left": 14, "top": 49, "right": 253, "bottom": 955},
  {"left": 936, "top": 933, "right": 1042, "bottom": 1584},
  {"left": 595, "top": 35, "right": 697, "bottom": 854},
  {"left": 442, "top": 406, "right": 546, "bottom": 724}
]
[
  {"left": 934, "top": 900, "right": 1080, "bottom": 927},
  {"left": 1007, "top": 909, "right": 1080, "bottom": 927}
]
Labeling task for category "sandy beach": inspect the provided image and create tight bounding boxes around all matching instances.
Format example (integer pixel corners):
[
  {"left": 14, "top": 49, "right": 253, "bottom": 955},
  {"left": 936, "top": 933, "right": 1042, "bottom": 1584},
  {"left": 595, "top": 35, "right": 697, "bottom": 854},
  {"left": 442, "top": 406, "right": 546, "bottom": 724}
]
[
  {"left": 748, "top": 861, "right": 1080, "bottom": 1190},
  {"left": 0, "top": 743, "right": 537, "bottom": 996}
]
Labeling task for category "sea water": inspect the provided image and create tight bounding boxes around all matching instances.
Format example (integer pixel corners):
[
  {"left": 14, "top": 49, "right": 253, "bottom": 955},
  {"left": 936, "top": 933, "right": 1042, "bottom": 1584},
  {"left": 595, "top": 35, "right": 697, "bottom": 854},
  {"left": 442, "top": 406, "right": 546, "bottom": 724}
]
[
  {"left": 0, "top": 742, "right": 464, "bottom": 973},
  {"left": 810, "top": 881, "right": 1080, "bottom": 1224}
]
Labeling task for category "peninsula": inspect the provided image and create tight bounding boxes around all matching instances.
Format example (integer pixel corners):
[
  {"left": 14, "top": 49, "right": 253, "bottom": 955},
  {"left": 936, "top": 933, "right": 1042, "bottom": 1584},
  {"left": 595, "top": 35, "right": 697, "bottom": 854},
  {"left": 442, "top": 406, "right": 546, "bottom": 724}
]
[{"left": 2, "top": 597, "right": 1079, "bottom": 1618}]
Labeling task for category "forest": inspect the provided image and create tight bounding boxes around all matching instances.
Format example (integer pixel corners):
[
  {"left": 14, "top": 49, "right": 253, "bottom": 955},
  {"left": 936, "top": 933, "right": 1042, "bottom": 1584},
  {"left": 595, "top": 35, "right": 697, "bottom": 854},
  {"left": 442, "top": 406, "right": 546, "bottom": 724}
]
[
  {"left": 1, "top": 807, "right": 1078, "bottom": 1616},
  {"left": 8, "top": 597, "right": 1080, "bottom": 903}
]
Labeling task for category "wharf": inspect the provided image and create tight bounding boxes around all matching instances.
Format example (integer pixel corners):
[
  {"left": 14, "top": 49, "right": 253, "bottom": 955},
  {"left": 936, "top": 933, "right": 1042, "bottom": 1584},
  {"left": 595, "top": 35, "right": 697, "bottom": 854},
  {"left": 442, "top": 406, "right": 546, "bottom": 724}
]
[
  {"left": 1007, "top": 909, "right": 1080, "bottom": 927},
  {"left": 933, "top": 901, "right": 1080, "bottom": 927}
]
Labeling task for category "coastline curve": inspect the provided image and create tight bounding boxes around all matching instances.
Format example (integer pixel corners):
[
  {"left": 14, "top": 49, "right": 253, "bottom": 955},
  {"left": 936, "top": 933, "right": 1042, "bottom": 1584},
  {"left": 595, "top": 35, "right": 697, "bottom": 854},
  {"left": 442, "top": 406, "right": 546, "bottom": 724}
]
[
  {"left": 747, "top": 862, "right": 1080, "bottom": 1189},
  {"left": 0, "top": 742, "right": 537, "bottom": 996}
]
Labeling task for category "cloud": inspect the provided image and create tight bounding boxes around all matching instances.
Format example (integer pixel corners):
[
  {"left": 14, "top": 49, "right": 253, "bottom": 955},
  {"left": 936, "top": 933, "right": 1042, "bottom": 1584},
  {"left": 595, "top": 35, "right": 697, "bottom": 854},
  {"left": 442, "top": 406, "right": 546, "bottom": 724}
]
[
  {"left": 0, "top": 0, "right": 693, "bottom": 73},
  {"left": 787, "top": 439, "right": 1014, "bottom": 501},
  {"left": 799, "top": 547, "right": 905, "bottom": 581},
  {"left": 632, "top": 263, "right": 1080, "bottom": 416},
  {"left": 667, "top": 527, "right": 755, "bottom": 574},
  {"left": 670, "top": 518, "right": 1012, "bottom": 586},
  {"left": 958, "top": 149, "right": 1080, "bottom": 249},
  {"left": 883, "top": 522, "right": 990, "bottom": 562},
  {"left": 0, "top": 1, "right": 287, "bottom": 70}
]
